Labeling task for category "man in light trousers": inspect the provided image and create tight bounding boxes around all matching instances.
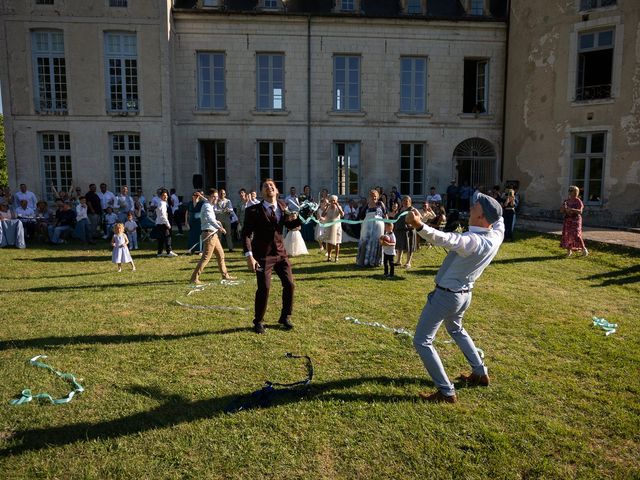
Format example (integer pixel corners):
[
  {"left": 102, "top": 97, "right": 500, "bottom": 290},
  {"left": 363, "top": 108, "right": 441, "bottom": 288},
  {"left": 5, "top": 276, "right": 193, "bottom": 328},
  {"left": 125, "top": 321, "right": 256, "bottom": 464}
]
[
  {"left": 405, "top": 192, "right": 504, "bottom": 403},
  {"left": 190, "top": 189, "right": 235, "bottom": 284}
]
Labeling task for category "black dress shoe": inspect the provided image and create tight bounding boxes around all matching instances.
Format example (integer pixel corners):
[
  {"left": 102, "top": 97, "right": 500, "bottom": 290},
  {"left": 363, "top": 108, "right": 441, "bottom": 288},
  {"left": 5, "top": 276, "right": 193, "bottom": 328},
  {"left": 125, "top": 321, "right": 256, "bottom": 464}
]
[
  {"left": 253, "top": 323, "right": 266, "bottom": 334},
  {"left": 278, "top": 317, "right": 294, "bottom": 330}
]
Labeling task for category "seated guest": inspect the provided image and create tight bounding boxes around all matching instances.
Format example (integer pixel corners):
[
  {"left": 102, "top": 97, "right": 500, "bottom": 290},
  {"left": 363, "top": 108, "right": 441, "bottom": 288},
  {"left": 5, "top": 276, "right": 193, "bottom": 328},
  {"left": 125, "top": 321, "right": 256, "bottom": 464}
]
[
  {"left": 48, "top": 202, "right": 76, "bottom": 244},
  {"left": 428, "top": 204, "right": 447, "bottom": 230},
  {"left": 0, "top": 202, "right": 13, "bottom": 220},
  {"left": 34, "top": 200, "right": 53, "bottom": 241},
  {"left": 15, "top": 199, "right": 36, "bottom": 239},
  {"left": 103, "top": 207, "right": 117, "bottom": 239},
  {"left": 426, "top": 187, "right": 442, "bottom": 205},
  {"left": 74, "top": 196, "right": 95, "bottom": 244}
]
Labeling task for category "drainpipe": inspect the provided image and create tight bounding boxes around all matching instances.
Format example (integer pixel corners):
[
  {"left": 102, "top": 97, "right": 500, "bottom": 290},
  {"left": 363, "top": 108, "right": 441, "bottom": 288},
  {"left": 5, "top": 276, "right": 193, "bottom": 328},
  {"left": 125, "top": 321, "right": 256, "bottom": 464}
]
[
  {"left": 307, "top": 15, "right": 312, "bottom": 187},
  {"left": 500, "top": 0, "right": 511, "bottom": 183}
]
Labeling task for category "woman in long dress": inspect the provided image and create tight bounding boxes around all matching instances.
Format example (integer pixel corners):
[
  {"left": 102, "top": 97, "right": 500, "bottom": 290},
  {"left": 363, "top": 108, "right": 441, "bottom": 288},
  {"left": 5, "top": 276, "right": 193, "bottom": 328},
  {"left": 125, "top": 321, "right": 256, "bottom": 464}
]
[
  {"left": 393, "top": 195, "right": 417, "bottom": 269},
  {"left": 320, "top": 195, "right": 344, "bottom": 262},
  {"left": 356, "top": 189, "right": 387, "bottom": 267},
  {"left": 560, "top": 185, "right": 588, "bottom": 256}
]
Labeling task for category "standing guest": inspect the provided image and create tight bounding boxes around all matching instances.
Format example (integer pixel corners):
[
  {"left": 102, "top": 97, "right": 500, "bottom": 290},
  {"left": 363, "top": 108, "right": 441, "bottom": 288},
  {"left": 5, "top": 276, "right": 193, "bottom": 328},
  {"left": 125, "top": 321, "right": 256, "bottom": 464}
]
[
  {"left": 150, "top": 189, "right": 162, "bottom": 210},
  {"left": 186, "top": 190, "right": 205, "bottom": 254},
  {"left": 426, "top": 186, "right": 442, "bottom": 205},
  {"left": 124, "top": 212, "right": 139, "bottom": 250},
  {"left": 405, "top": 192, "right": 504, "bottom": 403},
  {"left": 315, "top": 196, "right": 329, "bottom": 254},
  {"left": 342, "top": 198, "right": 360, "bottom": 239},
  {"left": 236, "top": 188, "right": 248, "bottom": 240},
  {"left": 319, "top": 194, "right": 344, "bottom": 262},
  {"left": 216, "top": 188, "right": 234, "bottom": 251},
  {"left": 170, "top": 188, "right": 183, "bottom": 235},
  {"left": 459, "top": 181, "right": 473, "bottom": 212},
  {"left": 380, "top": 222, "right": 396, "bottom": 278},
  {"left": 247, "top": 190, "right": 260, "bottom": 206},
  {"left": 136, "top": 188, "right": 146, "bottom": 209},
  {"left": 132, "top": 195, "right": 144, "bottom": 219},
  {"left": 115, "top": 185, "right": 133, "bottom": 223},
  {"left": 299, "top": 185, "right": 316, "bottom": 242},
  {"left": 48, "top": 202, "right": 76, "bottom": 244},
  {"left": 103, "top": 207, "right": 117, "bottom": 239},
  {"left": 98, "top": 183, "right": 116, "bottom": 235},
  {"left": 388, "top": 200, "right": 400, "bottom": 219},
  {"left": 560, "top": 186, "right": 588, "bottom": 257},
  {"left": 285, "top": 187, "right": 301, "bottom": 212},
  {"left": 111, "top": 223, "right": 135, "bottom": 272},
  {"left": 85, "top": 183, "right": 102, "bottom": 238},
  {"left": 389, "top": 186, "right": 402, "bottom": 209},
  {"left": 428, "top": 204, "right": 448, "bottom": 230},
  {"left": 502, "top": 188, "right": 517, "bottom": 242},
  {"left": 74, "top": 196, "right": 94, "bottom": 244},
  {"left": 14, "top": 183, "right": 38, "bottom": 210},
  {"left": 15, "top": 199, "right": 36, "bottom": 240},
  {"left": 190, "top": 189, "right": 235, "bottom": 284},
  {"left": 394, "top": 196, "right": 417, "bottom": 269},
  {"left": 356, "top": 189, "right": 387, "bottom": 267},
  {"left": 242, "top": 178, "right": 303, "bottom": 334},
  {"left": 446, "top": 180, "right": 459, "bottom": 211},
  {"left": 155, "top": 190, "right": 178, "bottom": 257}
]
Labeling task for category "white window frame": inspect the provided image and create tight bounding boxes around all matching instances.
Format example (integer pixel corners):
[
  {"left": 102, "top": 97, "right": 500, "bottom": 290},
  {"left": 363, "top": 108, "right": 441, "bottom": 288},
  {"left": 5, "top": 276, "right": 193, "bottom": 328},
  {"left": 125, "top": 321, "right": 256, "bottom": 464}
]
[
  {"left": 197, "top": 52, "right": 226, "bottom": 110},
  {"left": 399, "top": 143, "right": 425, "bottom": 197},
  {"left": 570, "top": 131, "right": 607, "bottom": 205},
  {"left": 31, "top": 30, "right": 67, "bottom": 113},
  {"left": 333, "top": 55, "right": 361, "bottom": 112},
  {"left": 405, "top": 0, "right": 423, "bottom": 15},
  {"left": 334, "top": 142, "right": 360, "bottom": 197},
  {"left": 111, "top": 133, "right": 142, "bottom": 193},
  {"left": 400, "top": 56, "right": 427, "bottom": 114},
  {"left": 40, "top": 132, "right": 72, "bottom": 201},
  {"left": 579, "top": 0, "right": 617, "bottom": 12},
  {"left": 575, "top": 28, "right": 614, "bottom": 101},
  {"left": 104, "top": 32, "right": 139, "bottom": 113},
  {"left": 463, "top": 58, "right": 489, "bottom": 114},
  {"left": 257, "top": 140, "right": 285, "bottom": 193},
  {"left": 256, "top": 53, "right": 285, "bottom": 111}
]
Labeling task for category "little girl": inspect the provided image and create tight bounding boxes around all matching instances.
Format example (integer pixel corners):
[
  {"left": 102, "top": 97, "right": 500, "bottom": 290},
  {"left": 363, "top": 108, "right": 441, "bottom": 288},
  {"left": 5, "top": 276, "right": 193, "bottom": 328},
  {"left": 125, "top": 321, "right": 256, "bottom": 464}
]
[
  {"left": 111, "top": 223, "right": 136, "bottom": 272},
  {"left": 124, "top": 212, "right": 138, "bottom": 250},
  {"left": 380, "top": 222, "right": 396, "bottom": 278}
]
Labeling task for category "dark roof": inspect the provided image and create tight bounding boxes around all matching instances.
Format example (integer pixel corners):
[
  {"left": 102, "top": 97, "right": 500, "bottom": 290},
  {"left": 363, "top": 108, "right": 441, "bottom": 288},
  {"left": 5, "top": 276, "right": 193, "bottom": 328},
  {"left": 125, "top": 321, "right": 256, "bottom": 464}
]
[{"left": 173, "top": 0, "right": 508, "bottom": 21}]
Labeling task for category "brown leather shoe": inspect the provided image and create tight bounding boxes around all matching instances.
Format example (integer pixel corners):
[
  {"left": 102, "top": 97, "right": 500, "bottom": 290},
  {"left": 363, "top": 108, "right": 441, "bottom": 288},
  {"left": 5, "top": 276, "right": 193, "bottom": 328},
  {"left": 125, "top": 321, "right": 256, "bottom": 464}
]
[
  {"left": 458, "top": 372, "right": 490, "bottom": 387},
  {"left": 418, "top": 390, "right": 457, "bottom": 403}
]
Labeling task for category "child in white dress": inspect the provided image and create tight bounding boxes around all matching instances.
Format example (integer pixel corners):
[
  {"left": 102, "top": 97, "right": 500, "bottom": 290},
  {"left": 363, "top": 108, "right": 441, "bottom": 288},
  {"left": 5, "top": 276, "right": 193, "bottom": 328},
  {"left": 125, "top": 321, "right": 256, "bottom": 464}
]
[
  {"left": 284, "top": 225, "right": 309, "bottom": 256},
  {"left": 111, "top": 223, "right": 135, "bottom": 272}
]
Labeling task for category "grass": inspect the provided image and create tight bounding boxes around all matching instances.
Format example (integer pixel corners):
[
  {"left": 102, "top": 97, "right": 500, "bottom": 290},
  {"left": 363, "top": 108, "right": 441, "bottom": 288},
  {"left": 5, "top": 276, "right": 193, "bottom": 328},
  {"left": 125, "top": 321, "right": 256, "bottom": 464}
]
[{"left": 0, "top": 231, "right": 639, "bottom": 479}]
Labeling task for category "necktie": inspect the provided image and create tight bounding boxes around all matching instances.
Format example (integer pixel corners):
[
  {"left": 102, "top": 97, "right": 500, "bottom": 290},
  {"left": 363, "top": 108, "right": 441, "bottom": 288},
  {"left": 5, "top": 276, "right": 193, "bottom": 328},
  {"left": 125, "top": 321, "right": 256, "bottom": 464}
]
[{"left": 269, "top": 205, "right": 276, "bottom": 222}]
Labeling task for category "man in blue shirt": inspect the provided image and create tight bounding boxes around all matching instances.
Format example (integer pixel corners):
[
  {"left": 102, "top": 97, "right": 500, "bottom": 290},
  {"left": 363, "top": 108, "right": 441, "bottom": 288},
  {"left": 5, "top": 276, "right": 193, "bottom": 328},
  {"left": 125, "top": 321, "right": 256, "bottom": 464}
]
[{"left": 405, "top": 192, "right": 504, "bottom": 403}]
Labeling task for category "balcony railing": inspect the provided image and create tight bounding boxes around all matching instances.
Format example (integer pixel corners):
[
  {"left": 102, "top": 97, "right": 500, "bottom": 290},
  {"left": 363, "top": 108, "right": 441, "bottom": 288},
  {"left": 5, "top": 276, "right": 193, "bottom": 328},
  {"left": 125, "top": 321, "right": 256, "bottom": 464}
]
[{"left": 575, "top": 84, "right": 611, "bottom": 101}]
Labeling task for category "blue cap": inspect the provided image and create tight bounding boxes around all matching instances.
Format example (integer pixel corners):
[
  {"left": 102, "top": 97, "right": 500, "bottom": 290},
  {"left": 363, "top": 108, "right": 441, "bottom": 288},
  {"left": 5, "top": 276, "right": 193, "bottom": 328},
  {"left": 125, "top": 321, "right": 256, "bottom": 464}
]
[{"left": 473, "top": 192, "right": 502, "bottom": 224}]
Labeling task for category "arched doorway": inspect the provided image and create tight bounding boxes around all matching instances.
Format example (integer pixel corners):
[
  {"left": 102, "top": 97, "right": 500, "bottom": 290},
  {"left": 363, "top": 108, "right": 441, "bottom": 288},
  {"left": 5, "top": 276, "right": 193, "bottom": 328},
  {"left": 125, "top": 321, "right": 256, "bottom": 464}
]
[{"left": 453, "top": 138, "right": 497, "bottom": 189}]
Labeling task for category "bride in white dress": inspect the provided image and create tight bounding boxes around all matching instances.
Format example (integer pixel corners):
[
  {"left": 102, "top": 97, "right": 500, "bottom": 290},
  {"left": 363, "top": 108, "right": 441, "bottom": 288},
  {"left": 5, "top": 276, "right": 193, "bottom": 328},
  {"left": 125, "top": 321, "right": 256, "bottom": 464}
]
[{"left": 284, "top": 225, "right": 309, "bottom": 256}]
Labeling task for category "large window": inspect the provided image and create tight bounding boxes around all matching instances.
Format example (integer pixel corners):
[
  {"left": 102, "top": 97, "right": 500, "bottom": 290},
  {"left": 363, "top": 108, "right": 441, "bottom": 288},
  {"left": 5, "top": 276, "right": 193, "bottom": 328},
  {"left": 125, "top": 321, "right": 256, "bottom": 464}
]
[
  {"left": 263, "top": 0, "right": 278, "bottom": 8},
  {"left": 109, "top": 0, "right": 128, "bottom": 7},
  {"left": 200, "top": 140, "right": 226, "bottom": 190},
  {"left": 400, "top": 143, "right": 424, "bottom": 196},
  {"left": 198, "top": 52, "right": 225, "bottom": 110},
  {"left": 334, "top": 142, "right": 360, "bottom": 196},
  {"left": 576, "top": 29, "right": 614, "bottom": 101},
  {"left": 571, "top": 132, "right": 605, "bottom": 204},
  {"left": 406, "top": 0, "right": 422, "bottom": 14},
  {"left": 470, "top": 0, "right": 484, "bottom": 15},
  {"left": 463, "top": 59, "right": 488, "bottom": 113},
  {"left": 41, "top": 132, "right": 72, "bottom": 201},
  {"left": 334, "top": 55, "right": 360, "bottom": 112},
  {"left": 111, "top": 133, "right": 141, "bottom": 193},
  {"left": 579, "top": 0, "right": 616, "bottom": 10},
  {"left": 258, "top": 141, "right": 284, "bottom": 192},
  {"left": 340, "top": 0, "right": 355, "bottom": 11},
  {"left": 32, "top": 30, "right": 67, "bottom": 112},
  {"left": 256, "top": 54, "right": 284, "bottom": 111},
  {"left": 400, "top": 57, "right": 427, "bottom": 113},
  {"left": 105, "top": 32, "right": 138, "bottom": 112}
]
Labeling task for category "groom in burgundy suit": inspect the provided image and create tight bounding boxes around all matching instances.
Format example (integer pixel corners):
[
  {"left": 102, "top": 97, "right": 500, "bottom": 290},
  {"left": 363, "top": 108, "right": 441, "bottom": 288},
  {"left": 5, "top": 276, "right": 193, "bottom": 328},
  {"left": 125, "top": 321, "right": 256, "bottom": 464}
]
[{"left": 243, "top": 178, "right": 303, "bottom": 334}]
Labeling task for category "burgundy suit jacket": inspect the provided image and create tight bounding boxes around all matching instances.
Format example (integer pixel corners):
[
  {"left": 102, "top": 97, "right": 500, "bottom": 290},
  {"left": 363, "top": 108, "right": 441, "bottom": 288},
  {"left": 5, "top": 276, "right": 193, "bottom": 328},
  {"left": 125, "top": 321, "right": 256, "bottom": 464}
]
[{"left": 242, "top": 200, "right": 303, "bottom": 259}]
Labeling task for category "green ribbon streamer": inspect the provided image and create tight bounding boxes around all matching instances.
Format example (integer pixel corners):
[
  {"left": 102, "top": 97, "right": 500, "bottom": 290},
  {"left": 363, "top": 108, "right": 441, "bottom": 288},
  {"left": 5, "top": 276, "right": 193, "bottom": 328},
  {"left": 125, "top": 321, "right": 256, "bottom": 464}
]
[
  {"left": 295, "top": 201, "right": 409, "bottom": 227},
  {"left": 592, "top": 316, "right": 617, "bottom": 336},
  {"left": 10, "top": 355, "right": 84, "bottom": 405}
]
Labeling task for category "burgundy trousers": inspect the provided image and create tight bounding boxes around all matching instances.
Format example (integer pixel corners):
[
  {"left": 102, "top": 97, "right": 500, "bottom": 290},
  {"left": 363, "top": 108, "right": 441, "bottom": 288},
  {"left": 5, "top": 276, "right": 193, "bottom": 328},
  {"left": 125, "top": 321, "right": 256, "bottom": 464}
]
[{"left": 254, "top": 254, "right": 295, "bottom": 325}]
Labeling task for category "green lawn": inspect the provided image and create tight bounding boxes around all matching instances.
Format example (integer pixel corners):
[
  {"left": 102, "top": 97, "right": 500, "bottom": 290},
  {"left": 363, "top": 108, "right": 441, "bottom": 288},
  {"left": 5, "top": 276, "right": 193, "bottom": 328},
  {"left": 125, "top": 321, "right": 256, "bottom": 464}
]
[{"left": 1, "top": 232, "right": 638, "bottom": 479}]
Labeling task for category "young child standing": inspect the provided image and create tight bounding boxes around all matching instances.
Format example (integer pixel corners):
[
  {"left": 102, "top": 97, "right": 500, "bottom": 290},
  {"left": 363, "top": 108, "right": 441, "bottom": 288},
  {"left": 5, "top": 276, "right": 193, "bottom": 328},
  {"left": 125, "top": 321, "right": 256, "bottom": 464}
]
[
  {"left": 380, "top": 222, "right": 396, "bottom": 278},
  {"left": 124, "top": 212, "right": 139, "bottom": 250},
  {"left": 111, "top": 223, "right": 136, "bottom": 272},
  {"left": 103, "top": 207, "right": 117, "bottom": 239}
]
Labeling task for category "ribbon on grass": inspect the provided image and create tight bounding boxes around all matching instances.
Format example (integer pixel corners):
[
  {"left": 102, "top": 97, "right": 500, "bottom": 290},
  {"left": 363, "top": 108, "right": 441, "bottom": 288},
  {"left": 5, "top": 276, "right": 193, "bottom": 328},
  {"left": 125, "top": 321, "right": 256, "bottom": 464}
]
[
  {"left": 343, "top": 316, "right": 485, "bottom": 359},
  {"left": 592, "top": 316, "right": 617, "bottom": 336},
  {"left": 177, "top": 278, "right": 249, "bottom": 311},
  {"left": 10, "top": 355, "right": 84, "bottom": 406},
  {"left": 225, "top": 353, "right": 314, "bottom": 413}
]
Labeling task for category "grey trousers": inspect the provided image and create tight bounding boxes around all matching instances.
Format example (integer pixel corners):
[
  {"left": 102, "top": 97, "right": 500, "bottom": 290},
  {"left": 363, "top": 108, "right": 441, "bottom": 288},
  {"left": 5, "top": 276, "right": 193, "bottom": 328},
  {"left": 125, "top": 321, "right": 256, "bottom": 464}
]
[{"left": 413, "top": 288, "right": 487, "bottom": 397}]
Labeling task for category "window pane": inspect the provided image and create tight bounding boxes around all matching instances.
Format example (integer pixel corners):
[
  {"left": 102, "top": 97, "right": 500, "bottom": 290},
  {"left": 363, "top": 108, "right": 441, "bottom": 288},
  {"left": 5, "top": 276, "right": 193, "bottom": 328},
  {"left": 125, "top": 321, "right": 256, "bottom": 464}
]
[
  {"left": 597, "top": 30, "right": 613, "bottom": 47},
  {"left": 589, "top": 157, "right": 603, "bottom": 179},
  {"left": 572, "top": 158, "right": 586, "bottom": 182},
  {"left": 579, "top": 33, "right": 595, "bottom": 50},
  {"left": 588, "top": 180, "right": 602, "bottom": 201},
  {"left": 590, "top": 133, "right": 605, "bottom": 153},
  {"left": 574, "top": 135, "right": 587, "bottom": 154}
]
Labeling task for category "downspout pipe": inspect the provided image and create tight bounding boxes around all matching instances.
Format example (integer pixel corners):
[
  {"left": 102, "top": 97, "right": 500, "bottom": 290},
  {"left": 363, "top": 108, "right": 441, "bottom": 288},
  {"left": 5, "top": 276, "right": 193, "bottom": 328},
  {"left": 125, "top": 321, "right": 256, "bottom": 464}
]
[
  {"left": 500, "top": 0, "right": 511, "bottom": 183},
  {"left": 307, "top": 15, "right": 311, "bottom": 187}
]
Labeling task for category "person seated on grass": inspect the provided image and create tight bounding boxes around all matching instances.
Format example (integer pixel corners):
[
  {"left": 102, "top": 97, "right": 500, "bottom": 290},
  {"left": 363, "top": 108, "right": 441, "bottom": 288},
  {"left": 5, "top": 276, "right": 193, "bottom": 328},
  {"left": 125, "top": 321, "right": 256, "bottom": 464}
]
[
  {"left": 48, "top": 202, "right": 76, "bottom": 245},
  {"left": 15, "top": 199, "right": 36, "bottom": 240}
]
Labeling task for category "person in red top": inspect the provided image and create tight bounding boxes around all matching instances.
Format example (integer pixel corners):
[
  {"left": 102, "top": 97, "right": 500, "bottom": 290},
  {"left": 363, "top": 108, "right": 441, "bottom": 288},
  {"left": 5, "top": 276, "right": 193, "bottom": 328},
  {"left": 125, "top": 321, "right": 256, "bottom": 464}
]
[{"left": 560, "top": 186, "right": 588, "bottom": 257}]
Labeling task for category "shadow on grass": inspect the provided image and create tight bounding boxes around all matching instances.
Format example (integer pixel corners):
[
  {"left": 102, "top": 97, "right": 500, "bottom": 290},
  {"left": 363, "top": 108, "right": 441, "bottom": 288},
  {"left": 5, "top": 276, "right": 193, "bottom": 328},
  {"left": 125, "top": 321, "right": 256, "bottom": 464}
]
[
  {"left": 0, "top": 376, "right": 427, "bottom": 457},
  {"left": 25, "top": 254, "right": 164, "bottom": 263},
  {"left": 0, "top": 279, "right": 180, "bottom": 294},
  {"left": 582, "top": 264, "right": 640, "bottom": 287},
  {"left": 492, "top": 255, "right": 565, "bottom": 265},
  {"left": 0, "top": 328, "right": 252, "bottom": 350}
]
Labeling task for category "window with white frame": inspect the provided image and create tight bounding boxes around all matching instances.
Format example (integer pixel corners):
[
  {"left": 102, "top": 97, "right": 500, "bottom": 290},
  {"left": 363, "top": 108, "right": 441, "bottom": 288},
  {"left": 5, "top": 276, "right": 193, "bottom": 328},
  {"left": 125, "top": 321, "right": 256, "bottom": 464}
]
[
  {"left": 406, "top": 0, "right": 422, "bottom": 14},
  {"left": 571, "top": 132, "right": 605, "bottom": 204},
  {"left": 400, "top": 143, "right": 424, "bottom": 196},
  {"left": 576, "top": 29, "right": 614, "bottom": 101},
  {"left": 41, "top": 132, "right": 72, "bottom": 201},
  {"left": 31, "top": 30, "right": 67, "bottom": 112},
  {"left": 340, "top": 0, "right": 355, "bottom": 11},
  {"left": 256, "top": 53, "right": 284, "bottom": 111},
  {"left": 109, "top": 0, "right": 128, "bottom": 7},
  {"left": 400, "top": 57, "right": 427, "bottom": 113},
  {"left": 579, "top": 0, "right": 616, "bottom": 11},
  {"left": 334, "top": 55, "right": 360, "bottom": 112},
  {"left": 463, "top": 59, "right": 488, "bottom": 113},
  {"left": 470, "top": 0, "right": 484, "bottom": 15},
  {"left": 258, "top": 141, "right": 284, "bottom": 192},
  {"left": 111, "top": 133, "right": 142, "bottom": 193},
  {"left": 105, "top": 32, "right": 138, "bottom": 112},
  {"left": 197, "top": 52, "right": 226, "bottom": 110},
  {"left": 200, "top": 140, "right": 226, "bottom": 190},
  {"left": 263, "top": 0, "right": 278, "bottom": 9},
  {"left": 334, "top": 142, "right": 360, "bottom": 196}
]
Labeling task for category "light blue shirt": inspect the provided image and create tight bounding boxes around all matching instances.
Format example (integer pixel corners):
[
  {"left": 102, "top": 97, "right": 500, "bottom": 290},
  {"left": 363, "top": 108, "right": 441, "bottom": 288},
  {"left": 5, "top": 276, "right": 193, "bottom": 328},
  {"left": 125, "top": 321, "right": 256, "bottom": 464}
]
[
  {"left": 200, "top": 201, "right": 222, "bottom": 232},
  {"left": 417, "top": 217, "right": 505, "bottom": 291}
]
